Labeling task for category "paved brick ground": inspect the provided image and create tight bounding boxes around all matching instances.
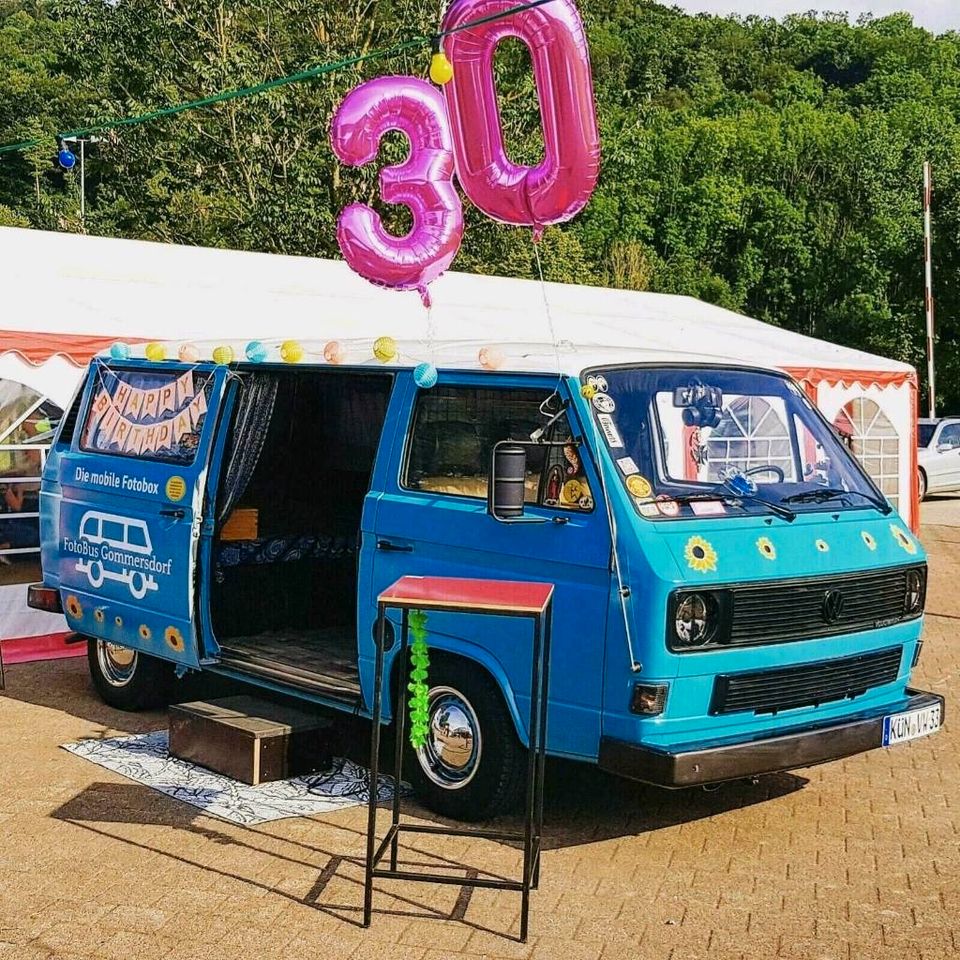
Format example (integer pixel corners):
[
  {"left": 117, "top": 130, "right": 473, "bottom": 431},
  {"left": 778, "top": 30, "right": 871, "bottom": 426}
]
[{"left": 1, "top": 510, "right": 958, "bottom": 960}]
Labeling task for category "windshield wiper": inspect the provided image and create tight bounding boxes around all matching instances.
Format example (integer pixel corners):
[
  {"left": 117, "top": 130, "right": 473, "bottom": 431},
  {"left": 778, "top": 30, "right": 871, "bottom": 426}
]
[
  {"left": 669, "top": 492, "right": 797, "bottom": 522},
  {"left": 781, "top": 487, "right": 892, "bottom": 515}
]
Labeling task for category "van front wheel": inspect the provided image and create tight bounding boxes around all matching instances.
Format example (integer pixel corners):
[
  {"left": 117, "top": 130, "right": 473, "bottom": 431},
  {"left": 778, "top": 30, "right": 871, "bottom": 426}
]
[
  {"left": 406, "top": 659, "right": 524, "bottom": 822},
  {"left": 87, "top": 638, "right": 172, "bottom": 711}
]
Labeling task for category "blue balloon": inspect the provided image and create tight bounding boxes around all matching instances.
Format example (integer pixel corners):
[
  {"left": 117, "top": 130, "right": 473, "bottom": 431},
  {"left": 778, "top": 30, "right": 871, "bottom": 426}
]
[
  {"left": 414, "top": 362, "right": 439, "bottom": 389},
  {"left": 109, "top": 342, "right": 131, "bottom": 360},
  {"left": 245, "top": 340, "right": 268, "bottom": 363},
  {"left": 58, "top": 148, "right": 76, "bottom": 170}
]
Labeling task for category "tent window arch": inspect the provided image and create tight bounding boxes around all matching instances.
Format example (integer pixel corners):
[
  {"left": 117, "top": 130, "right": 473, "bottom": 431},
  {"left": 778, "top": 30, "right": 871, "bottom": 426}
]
[
  {"left": 833, "top": 398, "right": 899, "bottom": 507},
  {"left": 706, "top": 396, "right": 795, "bottom": 482},
  {"left": 0, "top": 380, "right": 63, "bottom": 585}
]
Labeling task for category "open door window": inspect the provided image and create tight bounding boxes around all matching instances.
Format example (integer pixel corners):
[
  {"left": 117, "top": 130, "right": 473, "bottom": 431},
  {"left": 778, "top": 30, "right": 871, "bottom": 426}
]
[{"left": 55, "top": 361, "right": 233, "bottom": 669}]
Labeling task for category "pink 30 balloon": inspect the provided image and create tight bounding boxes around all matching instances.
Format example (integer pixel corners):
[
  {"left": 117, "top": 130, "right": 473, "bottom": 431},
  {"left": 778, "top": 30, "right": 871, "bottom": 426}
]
[
  {"left": 331, "top": 76, "right": 464, "bottom": 306},
  {"left": 441, "top": 0, "right": 601, "bottom": 233}
]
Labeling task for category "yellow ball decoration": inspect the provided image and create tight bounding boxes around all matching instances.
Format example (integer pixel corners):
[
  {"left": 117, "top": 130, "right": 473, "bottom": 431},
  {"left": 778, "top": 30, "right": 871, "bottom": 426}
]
[
  {"left": 145, "top": 342, "right": 166, "bottom": 362},
  {"left": 212, "top": 345, "right": 234, "bottom": 365},
  {"left": 429, "top": 51, "right": 454, "bottom": 85},
  {"left": 280, "top": 340, "right": 304, "bottom": 363},
  {"left": 581, "top": 383, "right": 597, "bottom": 400},
  {"left": 373, "top": 336, "right": 398, "bottom": 363}
]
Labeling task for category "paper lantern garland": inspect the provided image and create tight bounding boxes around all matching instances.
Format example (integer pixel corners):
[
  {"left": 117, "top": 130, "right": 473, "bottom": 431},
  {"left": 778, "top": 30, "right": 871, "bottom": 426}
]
[
  {"left": 414, "top": 362, "right": 438, "bottom": 389},
  {"left": 145, "top": 342, "right": 166, "bottom": 362},
  {"left": 324, "top": 340, "right": 347, "bottom": 364},
  {"left": 245, "top": 340, "right": 268, "bottom": 363},
  {"left": 212, "top": 345, "right": 234, "bottom": 365},
  {"left": 408, "top": 609, "right": 431, "bottom": 750},
  {"left": 281, "top": 340, "right": 304, "bottom": 363},
  {"left": 109, "top": 342, "right": 131, "bottom": 360},
  {"left": 178, "top": 342, "right": 200, "bottom": 363},
  {"left": 373, "top": 336, "right": 398, "bottom": 363}
]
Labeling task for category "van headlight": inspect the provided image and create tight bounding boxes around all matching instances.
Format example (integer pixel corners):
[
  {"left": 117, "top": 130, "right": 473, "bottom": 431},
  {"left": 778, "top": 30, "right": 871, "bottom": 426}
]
[
  {"left": 669, "top": 590, "right": 730, "bottom": 651},
  {"left": 904, "top": 567, "right": 926, "bottom": 616}
]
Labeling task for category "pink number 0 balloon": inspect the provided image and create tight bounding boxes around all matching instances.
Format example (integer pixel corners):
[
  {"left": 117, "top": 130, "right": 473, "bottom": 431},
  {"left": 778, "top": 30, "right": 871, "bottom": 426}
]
[
  {"left": 331, "top": 76, "right": 464, "bottom": 306},
  {"left": 441, "top": 0, "right": 601, "bottom": 232}
]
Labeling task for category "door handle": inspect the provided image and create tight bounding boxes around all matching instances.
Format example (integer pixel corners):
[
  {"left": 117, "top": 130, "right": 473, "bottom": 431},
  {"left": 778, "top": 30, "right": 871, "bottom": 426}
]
[
  {"left": 160, "top": 508, "right": 185, "bottom": 519},
  {"left": 376, "top": 539, "right": 413, "bottom": 553}
]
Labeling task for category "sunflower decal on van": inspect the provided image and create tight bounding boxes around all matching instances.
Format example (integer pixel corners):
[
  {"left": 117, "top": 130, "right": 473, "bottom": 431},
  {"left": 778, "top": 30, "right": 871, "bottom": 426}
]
[
  {"left": 685, "top": 535, "right": 717, "bottom": 573},
  {"left": 756, "top": 536, "right": 776, "bottom": 561},
  {"left": 164, "top": 627, "right": 186, "bottom": 654},
  {"left": 861, "top": 531, "right": 877, "bottom": 551},
  {"left": 890, "top": 524, "right": 918, "bottom": 555},
  {"left": 65, "top": 595, "right": 83, "bottom": 620}
]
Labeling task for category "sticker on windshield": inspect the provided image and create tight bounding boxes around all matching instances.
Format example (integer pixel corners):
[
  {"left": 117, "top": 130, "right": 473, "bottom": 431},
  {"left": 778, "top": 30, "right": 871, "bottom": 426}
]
[
  {"left": 638, "top": 501, "right": 660, "bottom": 517},
  {"left": 657, "top": 496, "right": 680, "bottom": 518},
  {"left": 626, "top": 475, "right": 652, "bottom": 499},
  {"left": 588, "top": 375, "right": 608, "bottom": 393},
  {"left": 690, "top": 500, "right": 725, "bottom": 517},
  {"left": 616, "top": 456, "right": 639, "bottom": 475},
  {"left": 592, "top": 393, "right": 616, "bottom": 414},
  {"left": 596, "top": 414, "right": 623, "bottom": 448}
]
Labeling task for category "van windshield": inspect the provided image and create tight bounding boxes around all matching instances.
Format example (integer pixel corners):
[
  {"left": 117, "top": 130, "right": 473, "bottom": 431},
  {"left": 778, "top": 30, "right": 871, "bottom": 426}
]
[{"left": 583, "top": 367, "right": 885, "bottom": 520}]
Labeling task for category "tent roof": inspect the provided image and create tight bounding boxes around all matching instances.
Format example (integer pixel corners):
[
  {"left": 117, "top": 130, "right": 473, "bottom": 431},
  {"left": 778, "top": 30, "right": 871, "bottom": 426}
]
[{"left": 0, "top": 227, "right": 912, "bottom": 379}]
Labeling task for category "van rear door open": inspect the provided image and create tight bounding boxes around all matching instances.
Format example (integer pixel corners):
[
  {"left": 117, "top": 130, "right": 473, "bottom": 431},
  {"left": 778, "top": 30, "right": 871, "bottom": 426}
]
[{"left": 55, "top": 360, "right": 230, "bottom": 669}]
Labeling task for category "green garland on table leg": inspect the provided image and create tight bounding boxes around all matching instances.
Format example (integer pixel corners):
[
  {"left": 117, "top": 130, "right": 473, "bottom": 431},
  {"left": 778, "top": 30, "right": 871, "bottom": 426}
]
[{"left": 408, "top": 610, "right": 431, "bottom": 749}]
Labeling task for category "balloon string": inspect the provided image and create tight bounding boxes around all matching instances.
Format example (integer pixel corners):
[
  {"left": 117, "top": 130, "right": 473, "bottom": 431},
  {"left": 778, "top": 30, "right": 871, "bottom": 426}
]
[{"left": 532, "top": 236, "right": 561, "bottom": 383}]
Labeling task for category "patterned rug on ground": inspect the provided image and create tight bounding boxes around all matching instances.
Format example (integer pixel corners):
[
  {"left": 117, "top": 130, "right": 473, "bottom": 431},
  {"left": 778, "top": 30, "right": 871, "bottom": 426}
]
[{"left": 62, "top": 730, "right": 407, "bottom": 825}]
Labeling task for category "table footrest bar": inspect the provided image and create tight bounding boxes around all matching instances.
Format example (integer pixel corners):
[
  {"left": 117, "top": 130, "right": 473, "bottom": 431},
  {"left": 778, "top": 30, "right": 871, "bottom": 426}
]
[
  {"left": 371, "top": 868, "right": 525, "bottom": 891},
  {"left": 396, "top": 823, "right": 524, "bottom": 843}
]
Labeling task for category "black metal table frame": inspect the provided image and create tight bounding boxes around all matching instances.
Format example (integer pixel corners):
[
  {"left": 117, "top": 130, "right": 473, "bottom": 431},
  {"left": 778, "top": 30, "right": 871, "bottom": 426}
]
[{"left": 365, "top": 594, "right": 553, "bottom": 943}]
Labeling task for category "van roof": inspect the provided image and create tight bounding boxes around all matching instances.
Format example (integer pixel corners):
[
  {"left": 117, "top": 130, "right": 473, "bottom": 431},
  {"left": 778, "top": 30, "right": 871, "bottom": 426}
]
[{"left": 0, "top": 227, "right": 912, "bottom": 379}]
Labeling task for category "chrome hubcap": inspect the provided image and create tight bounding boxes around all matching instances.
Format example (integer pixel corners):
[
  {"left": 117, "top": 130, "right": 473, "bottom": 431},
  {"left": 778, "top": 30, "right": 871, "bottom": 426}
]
[
  {"left": 415, "top": 686, "right": 482, "bottom": 790},
  {"left": 96, "top": 641, "right": 138, "bottom": 687}
]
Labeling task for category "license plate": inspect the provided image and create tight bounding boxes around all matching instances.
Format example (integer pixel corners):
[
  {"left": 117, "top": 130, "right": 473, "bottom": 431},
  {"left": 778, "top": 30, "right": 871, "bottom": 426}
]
[{"left": 882, "top": 703, "right": 942, "bottom": 747}]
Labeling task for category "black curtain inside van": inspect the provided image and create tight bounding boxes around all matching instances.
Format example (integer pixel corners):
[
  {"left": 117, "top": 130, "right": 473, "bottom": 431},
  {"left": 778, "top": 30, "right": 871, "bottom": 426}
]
[{"left": 216, "top": 373, "right": 278, "bottom": 525}]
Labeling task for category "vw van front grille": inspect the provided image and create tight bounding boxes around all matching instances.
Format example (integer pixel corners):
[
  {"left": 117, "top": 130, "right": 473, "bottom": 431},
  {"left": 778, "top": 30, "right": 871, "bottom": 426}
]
[
  {"left": 727, "top": 565, "right": 924, "bottom": 646},
  {"left": 711, "top": 646, "right": 903, "bottom": 715}
]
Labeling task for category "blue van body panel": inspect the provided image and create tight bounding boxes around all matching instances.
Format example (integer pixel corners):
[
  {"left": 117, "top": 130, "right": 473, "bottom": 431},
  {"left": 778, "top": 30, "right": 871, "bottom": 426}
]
[{"left": 53, "top": 361, "right": 230, "bottom": 669}]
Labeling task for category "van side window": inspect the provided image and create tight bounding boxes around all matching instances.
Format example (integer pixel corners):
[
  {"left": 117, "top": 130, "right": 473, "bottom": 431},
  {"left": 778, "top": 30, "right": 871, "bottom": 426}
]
[
  {"left": 403, "top": 386, "right": 593, "bottom": 510},
  {"left": 81, "top": 365, "right": 212, "bottom": 465}
]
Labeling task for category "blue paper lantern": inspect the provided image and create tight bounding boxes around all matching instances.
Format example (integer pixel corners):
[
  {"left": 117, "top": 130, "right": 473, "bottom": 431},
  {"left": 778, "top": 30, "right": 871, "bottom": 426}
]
[
  {"left": 58, "top": 148, "right": 76, "bottom": 170},
  {"left": 414, "top": 362, "right": 438, "bottom": 389},
  {"left": 245, "top": 340, "right": 268, "bottom": 363},
  {"left": 109, "top": 342, "right": 131, "bottom": 360}
]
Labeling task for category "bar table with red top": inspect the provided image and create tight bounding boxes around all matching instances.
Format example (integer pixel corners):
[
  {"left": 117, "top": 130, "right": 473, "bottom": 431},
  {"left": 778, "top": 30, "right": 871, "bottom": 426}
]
[{"left": 364, "top": 575, "right": 555, "bottom": 942}]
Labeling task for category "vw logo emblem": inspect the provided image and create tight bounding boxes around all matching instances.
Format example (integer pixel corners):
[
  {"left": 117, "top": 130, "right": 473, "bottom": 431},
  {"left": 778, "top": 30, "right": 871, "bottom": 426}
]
[{"left": 823, "top": 589, "right": 846, "bottom": 623}]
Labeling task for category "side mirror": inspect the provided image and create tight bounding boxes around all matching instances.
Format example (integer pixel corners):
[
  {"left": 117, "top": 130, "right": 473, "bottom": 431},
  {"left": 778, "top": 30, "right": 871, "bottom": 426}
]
[
  {"left": 490, "top": 442, "right": 527, "bottom": 520},
  {"left": 937, "top": 443, "right": 954, "bottom": 453}
]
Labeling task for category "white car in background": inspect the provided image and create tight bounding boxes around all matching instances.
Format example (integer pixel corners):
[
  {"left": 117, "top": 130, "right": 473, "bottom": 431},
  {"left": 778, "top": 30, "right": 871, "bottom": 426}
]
[{"left": 918, "top": 417, "right": 960, "bottom": 499}]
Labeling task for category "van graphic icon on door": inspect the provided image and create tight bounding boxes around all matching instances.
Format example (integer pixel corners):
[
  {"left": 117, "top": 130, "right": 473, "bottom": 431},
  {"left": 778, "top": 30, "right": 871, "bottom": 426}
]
[{"left": 74, "top": 510, "right": 161, "bottom": 600}]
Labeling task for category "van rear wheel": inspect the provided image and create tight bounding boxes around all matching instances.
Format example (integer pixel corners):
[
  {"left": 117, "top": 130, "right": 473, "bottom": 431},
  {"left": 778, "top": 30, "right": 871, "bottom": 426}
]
[
  {"left": 87, "top": 638, "right": 172, "bottom": 711},
  {"left": 405, "top": 659, "right": 524, "bottom": 822}
]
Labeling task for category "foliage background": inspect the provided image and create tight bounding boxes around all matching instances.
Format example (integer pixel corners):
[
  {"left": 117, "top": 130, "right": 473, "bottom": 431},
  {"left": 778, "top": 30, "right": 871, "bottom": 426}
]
[{"left": 0, "top": 1, "right": 957, "bottom": 411}]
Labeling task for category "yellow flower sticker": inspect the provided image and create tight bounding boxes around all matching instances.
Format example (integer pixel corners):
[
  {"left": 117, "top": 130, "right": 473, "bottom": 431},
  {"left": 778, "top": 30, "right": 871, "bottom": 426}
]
[
  {"left": 114, "top": 616, "right": 123, "bottom": 627},
  {"left": 138, "top": 624, "right": 152, "bottom": 641},
  {"left": 861, "top": 531, "right": 877, "bottom": 551},
  {"left": 816, "top": 539, "right": 830, "bottom": 553},
  {"left": 93, "top": 608, "right": 105, "bottom": 624},
  {"left": 756, "top": 536, "right": 776, "bottom": 561},
  {"left": 165, "top": 627, "right": 186, "bottom": 654},
  {"left": 890, "top": 524, "right": 917, "bottom": 555},
  {"left": 685, "top": 535, "right": 717, "bottom": 573},
  {"left": 65, "top": 595, "right": 83, "bottom": 620}
]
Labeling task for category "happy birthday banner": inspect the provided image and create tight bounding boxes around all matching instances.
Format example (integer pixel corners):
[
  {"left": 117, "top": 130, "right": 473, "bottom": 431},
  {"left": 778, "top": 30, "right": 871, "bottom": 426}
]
[{"left": 88, "top": 370, "right": 207, "bottom": 455}]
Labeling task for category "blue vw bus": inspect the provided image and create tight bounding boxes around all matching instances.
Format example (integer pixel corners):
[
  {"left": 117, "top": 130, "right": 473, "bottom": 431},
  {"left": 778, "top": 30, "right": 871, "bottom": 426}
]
[{"left": 30, "top": 346, "right": 943, "bottom": 820}]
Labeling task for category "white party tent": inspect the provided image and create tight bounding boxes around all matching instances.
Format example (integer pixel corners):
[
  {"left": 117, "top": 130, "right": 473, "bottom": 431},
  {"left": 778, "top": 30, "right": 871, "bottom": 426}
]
[{"left": 0, "top": 227, "right": 919, "bottom": 661}]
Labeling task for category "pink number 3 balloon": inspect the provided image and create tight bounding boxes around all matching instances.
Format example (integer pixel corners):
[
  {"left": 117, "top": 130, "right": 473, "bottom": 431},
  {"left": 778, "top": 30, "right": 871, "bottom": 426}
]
[
  {"left": 441, "top": 0, "right": 601, "bottom": 232},
  {"left": 331, "top": 76, "right": 464, "bottom": 306}
]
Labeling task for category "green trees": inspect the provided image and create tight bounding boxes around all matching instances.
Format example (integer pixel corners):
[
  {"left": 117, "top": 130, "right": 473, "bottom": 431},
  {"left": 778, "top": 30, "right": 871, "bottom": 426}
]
[{"left": 0, "top": 1, "right": 958, "bottom": 409}]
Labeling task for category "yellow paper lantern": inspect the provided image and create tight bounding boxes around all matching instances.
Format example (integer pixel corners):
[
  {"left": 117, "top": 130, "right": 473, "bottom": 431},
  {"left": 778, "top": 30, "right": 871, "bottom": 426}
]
[
  {"left": 178, "top": 342, "right": 200, "bottom": 363},
  {"left": 373, "top": 336, "right": 397, "bottom": 363},
  {"left": 145, "top": 342, "right": 166, "bottom": 362},
  {"left": 429, "top": 51, "right": 454, "bottom": 85},
  {"left": 324, "top": 340, "right": 346, "bottom": 364},
  {"left": 478, "top": 345, "right": 505, "bottom": 370},
  {"left": 281, "top": 340, "right": 304, "bottom": 363},
  {"left": 212, "top": 345, "right": 234, "bottom": 365}
]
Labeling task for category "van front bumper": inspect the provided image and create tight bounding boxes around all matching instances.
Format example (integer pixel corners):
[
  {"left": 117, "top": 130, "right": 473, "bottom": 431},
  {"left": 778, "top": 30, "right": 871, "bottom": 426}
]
[{"left": 598, "top": 688, "right": 944, "bottom": 788}]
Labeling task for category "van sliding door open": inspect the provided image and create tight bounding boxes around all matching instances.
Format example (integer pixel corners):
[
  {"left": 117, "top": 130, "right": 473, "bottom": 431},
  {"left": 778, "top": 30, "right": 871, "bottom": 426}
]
[{"left": 55, "top": 361, "right": 232, "bottom": 669}]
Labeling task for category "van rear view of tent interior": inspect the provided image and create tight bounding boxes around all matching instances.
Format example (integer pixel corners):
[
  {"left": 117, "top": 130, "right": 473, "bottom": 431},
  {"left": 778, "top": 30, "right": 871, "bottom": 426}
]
[{"left": 210, "top": 369, "right": 392, "bottom": 701}]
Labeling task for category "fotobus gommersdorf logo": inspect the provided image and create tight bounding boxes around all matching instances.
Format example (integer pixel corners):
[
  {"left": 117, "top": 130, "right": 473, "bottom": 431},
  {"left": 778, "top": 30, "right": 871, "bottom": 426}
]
[{"left": 63, "top": 510, "right": 174, "bottom": 600}]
